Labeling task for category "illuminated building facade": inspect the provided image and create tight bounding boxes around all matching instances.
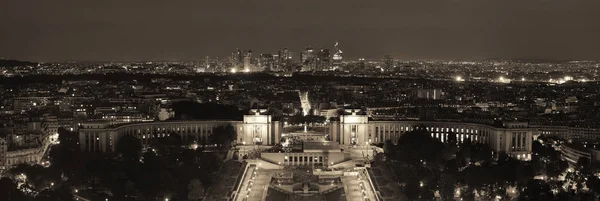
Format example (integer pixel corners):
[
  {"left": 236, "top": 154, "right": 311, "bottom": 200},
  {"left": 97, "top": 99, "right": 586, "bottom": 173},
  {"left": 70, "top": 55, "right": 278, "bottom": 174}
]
[
  {"left": 329, "top": 112, "right": 534, "bottom": 160},
  {"left": 300, "top": 46, "right": 316, "bottom": 71},
  {"left": 0, "top": 134, "right": 56, "bottom": 168},
  {"left": 316, "top": 49, "right": 331, "bottom": 71},
  {"left": 332, "top": 42, "right": 343, "bottom": 70},
  {"left": 78, "top": 110, "right": 282, "bottom": 152},
  {"left": 416, "top": 89, "right": 444, "bottom": 100},
  {"left": 259, "top": 54, "right": 274, "bottom": 71},
  {"left": 243, "top": 50, "right": 252, "bottom": 72},
  {"left": 231, "top": 49, "right": 243, "bottom": 68},
  {"left": 79, "top": 110, "right": 534, "bottom": 160}
]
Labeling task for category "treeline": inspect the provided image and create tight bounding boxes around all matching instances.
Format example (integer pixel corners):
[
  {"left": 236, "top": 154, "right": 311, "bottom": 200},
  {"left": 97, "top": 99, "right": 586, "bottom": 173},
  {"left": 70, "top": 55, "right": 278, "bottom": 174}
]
[
  {"left": 171, "top": 101, "right": 244, "bottom": 121},
  {"left": 384, "top": 126, "right": 600, "bottom": 201},
  {"left": 0, "top": 124, "right": 237, "bottom": 201},
  {"left": 0, "top": 59, "right": 37, "bottom": 67}
]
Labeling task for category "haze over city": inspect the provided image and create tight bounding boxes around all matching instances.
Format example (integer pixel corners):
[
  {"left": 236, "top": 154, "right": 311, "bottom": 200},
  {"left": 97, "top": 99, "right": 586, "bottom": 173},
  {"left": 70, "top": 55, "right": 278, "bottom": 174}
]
[{"left": 1, "top": 0, "right": 600, "bottom": 61}]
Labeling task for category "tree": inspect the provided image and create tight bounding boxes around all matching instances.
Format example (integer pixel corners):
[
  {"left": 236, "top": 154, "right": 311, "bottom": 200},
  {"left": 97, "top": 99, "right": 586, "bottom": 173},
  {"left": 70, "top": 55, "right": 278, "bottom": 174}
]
[
  {"left": 187, "top": 179, "right": 205, "bottom": 201},
  {"left": 586, "top": 174, "right": 600, "bottom": 197},
  {"left": 383, "top": 140, "right": 395, "bottom": 157},
  {"left": 395, "top": 129, "right": 445, "bottom": 169},
  {"left": 161, "top": 133, "right": 182, "bottom": 147},
  {"left": 446, "top": 131, "right": 458, "bottom": 146},
  {"left": 50, "top": 128, "right": 84, "bottom": 184},
  {"left": 470, "top": 144, "right": 493, "bottom": 163},
  {"left": 34, "top": 185, "right": 75, "bottom": 201},
  {"left": 576, "top": 157, "right": 590, "bottom": 173},
  {"left": 210, "top": 124, "right": 236, "bottom": 148},
  {"left": 546, "top": 159, "right": 568, "bottom": 178},
  {"left": 116, "top": 134, "right": 142, "bottom": 161},
  {"left": 0, "top": 177, "right": 26, "bottom": 201},
  {"left": 519, "top": 180, "right": 553, "bottom": 201},
  {"left": 171, "top": 101, "right": 243, "bottom": 121},
  {"left": 9, "top": 164, "right": 60, "bottom": 190},
  {"left": 438, "top": 173, "right": 456, "bottom": 201}
]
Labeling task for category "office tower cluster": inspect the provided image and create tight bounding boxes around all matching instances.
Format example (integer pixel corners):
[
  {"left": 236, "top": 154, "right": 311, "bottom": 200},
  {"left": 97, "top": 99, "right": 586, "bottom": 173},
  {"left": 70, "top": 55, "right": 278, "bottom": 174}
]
[{"left": 228, "top": 42, "right": 354, "bottom": 73}]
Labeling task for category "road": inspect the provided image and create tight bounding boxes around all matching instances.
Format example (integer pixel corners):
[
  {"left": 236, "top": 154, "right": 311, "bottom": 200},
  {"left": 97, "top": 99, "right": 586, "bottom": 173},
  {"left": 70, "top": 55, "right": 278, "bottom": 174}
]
[
  {"left": 236, "top": 166, "right": 271, "bottom": 201},
  {"left": 341, "top": 170, "right": 377, "bottom": 201}
]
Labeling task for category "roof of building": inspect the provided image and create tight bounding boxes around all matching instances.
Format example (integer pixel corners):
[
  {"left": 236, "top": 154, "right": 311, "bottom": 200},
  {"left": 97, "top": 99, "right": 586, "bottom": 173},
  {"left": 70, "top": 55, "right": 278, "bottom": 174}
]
[{"left": 302, "top": 141, "right": 341, "bottom": 152}]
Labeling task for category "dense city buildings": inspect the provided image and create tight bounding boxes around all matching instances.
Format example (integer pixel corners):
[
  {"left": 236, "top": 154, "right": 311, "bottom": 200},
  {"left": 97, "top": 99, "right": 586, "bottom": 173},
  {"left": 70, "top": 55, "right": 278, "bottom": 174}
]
[
  {"left": 1, "top": 0, "right": 600, "bottom": 200},
  {"left": 3, "top": 57, "right": 600, "bottom": 200}
]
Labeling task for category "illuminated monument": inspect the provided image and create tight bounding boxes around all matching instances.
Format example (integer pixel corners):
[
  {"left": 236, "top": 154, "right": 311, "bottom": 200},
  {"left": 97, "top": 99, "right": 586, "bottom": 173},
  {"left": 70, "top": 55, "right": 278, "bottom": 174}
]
[{"left": 299, "top": 91, "right": 311, "bottom": 116}]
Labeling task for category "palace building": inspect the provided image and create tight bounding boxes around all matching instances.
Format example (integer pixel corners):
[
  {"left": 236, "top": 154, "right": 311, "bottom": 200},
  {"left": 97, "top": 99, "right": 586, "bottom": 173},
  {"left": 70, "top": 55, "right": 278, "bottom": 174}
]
[
  {"left": 79, "top": 109, "right": 533, "bottom": 160},
  {"left": 78, "top": 109, "right": 282, "bottom": 152},
  {"left": 329, "top": 112, "right": 533, "bottom": 160}
]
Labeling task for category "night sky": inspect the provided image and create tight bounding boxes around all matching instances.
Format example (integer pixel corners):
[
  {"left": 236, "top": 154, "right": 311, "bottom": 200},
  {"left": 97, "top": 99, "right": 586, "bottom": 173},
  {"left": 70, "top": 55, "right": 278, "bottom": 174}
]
[{"left": 1, "top": 0, "right": 599, "bottom": 62}]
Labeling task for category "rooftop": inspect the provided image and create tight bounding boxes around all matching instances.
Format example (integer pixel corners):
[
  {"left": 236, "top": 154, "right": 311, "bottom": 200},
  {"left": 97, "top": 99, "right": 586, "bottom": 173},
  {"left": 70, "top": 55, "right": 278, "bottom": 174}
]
[{"left": 302, "top": 141, "right": 341, "bottom": 152}]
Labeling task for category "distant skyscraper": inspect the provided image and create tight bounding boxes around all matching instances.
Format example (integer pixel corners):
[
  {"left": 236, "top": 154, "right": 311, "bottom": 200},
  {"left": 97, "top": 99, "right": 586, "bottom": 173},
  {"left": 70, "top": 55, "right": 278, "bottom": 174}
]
[
  {"left": 317, "top": 48, "right": 331, "bottom": 71},
  {"left": 358, "top": 58, "right": 366, "bottom": 70},
  {"left": 332, "top": 42, "right": 343, "bottom": 70},
  {"left": 274, "top": 52, "right": 282, "bottom": 72},
  {"left": 301, "top": 46, "right": 316, "bottom": 71},
  {"left": 384, "top": 55, "right": 393, "bottom": 69},
  {"left": 231, "top": 48, "right": 243, "bottom": 69},
  {"left": 259, "top": 54, "right": 274, "bottom": 71},
  {"left": 282, "top": 48, "right": 289, "bottom": 64},
  {"left": 243, "top": 50, "right": 252, "bottom": 71}
]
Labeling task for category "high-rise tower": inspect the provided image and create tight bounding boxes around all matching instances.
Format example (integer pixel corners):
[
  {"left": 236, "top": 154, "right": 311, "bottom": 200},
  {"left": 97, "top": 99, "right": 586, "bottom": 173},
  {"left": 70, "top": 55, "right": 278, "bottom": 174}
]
[
  {"left": 243, "top": 50, "right": 252, "bottom": 72},
  {"left": 384, "top": 55, "right": 393, "bottom": 69},
  {"left": 259, "top": 54, "right": 274, "bottom": 71},
  {"left": 332, "top": 42, "right": 343, "bottom": 70},
  {"left": 317, "top": 48, "right": 331, "bottom": 71},
  {"left": 301, "top": 46, "right": 316, "bottom": 71}
]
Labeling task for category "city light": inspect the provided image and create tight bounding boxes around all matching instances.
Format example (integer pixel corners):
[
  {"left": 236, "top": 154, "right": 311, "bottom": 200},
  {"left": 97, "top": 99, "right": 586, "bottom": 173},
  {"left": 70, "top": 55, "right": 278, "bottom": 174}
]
[
  {"left": 496, "top": 76, "right": 511, "bottom": 83},
  {"left": 1, "top": 3, "right": 599, "bottom": 201}
]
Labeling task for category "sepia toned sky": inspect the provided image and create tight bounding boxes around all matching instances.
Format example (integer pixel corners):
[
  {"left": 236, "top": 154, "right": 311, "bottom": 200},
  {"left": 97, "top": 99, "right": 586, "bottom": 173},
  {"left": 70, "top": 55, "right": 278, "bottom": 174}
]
[{"left": 1, "top": 0, "right": 599, "bottom": 62}]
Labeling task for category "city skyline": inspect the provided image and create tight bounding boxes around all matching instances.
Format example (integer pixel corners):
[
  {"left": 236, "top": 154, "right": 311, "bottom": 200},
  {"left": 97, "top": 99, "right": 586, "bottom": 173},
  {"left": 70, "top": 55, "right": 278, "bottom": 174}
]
[
  {"left": 4, "top": 1, "right": 600, "bottom": 201},
  {"left": 1, "top": 0, "right": 600, "bottom": 62}
]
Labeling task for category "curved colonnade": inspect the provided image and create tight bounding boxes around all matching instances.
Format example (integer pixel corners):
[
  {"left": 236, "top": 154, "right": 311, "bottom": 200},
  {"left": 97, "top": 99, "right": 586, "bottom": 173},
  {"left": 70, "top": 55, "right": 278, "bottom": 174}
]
[{"left": 79, "top": 114, "right": 534, "bottom": 160}]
